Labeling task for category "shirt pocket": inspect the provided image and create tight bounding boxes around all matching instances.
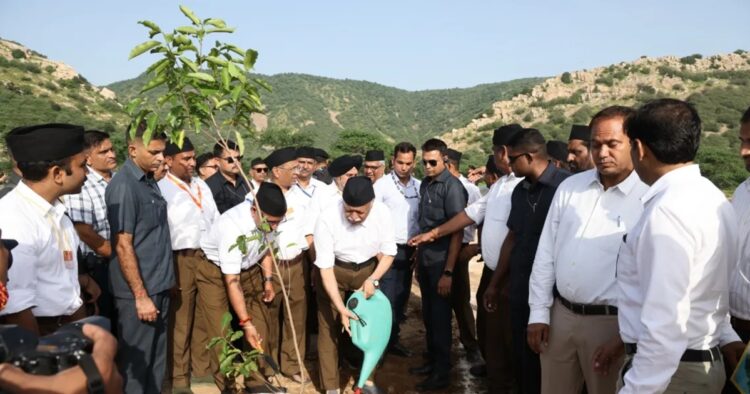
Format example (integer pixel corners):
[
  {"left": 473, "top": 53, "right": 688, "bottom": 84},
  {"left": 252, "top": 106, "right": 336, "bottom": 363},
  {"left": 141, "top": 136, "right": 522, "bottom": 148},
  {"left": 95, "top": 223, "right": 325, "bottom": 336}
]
[{"left": 141, "top": 197, "right": 167, "bottom": 230}]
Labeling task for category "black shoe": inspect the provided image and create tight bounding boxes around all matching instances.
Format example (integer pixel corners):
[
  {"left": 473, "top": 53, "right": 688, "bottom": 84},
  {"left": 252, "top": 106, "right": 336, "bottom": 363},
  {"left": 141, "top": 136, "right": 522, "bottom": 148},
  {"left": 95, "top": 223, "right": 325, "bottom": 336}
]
[
  {"left": 415, "top": 372, "right": 450, "bottom": 391},
  {"left": 409, "top": 363, "right": 433, "bottom": 376},
  {"left": 243, "top": 384, "right": 287, "bottom": 393},
  {"left": 469, "top": 364, "right": 487, "bottom": 377},
  {"left": 388, "top": 342, "right": 413, "bottom": 357},
  {"left": 466, "top": 348, "right": 483, "bottom": 365}
]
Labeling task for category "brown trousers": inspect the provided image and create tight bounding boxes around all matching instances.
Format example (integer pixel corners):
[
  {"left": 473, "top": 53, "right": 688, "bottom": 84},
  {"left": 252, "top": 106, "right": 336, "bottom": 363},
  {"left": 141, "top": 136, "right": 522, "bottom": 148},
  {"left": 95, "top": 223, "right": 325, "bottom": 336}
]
[
  {"left": 238, "top": 264, "right": 280, "bottom": 386},
  {"left": 451, "top": 243, "right": 480, "bottom": 353},
  {"left": 266, "top": 258, "right": 307, "bottom": 376},
  {"left": 191, "top": 306, "right": 210, "bottom": 377},
  {"left": 316, "top": 262, "right": 376, "bottom": 391},
  {"left": 541, "top": 299, "right": 621, "bottom": 394},
  {"left": 476, "top": 265, "right": 515, "bottom": 393},
  {"left": 36, "top": 305, "right": 87, "bottom": 336}
]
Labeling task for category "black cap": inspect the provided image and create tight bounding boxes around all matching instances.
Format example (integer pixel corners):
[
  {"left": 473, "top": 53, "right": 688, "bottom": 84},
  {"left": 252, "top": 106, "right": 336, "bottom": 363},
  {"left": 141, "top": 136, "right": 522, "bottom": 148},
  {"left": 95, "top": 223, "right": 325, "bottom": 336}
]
[
  {"left": 296, "top": 146, "right": 316, "bottom": 159},
  {"left": 256, "top": 182, "right": 287, "bottom": 217},
  {"left": 250, "top": 157, "right": 265, "bottom": 167},
  {"left": 6, "top": 123, "right": 85, "bottom": 162},
  {"left": 485, "top": 155, "right": 501, "bottom": 176},
  {"left": 328, "top": 155, "right": 362, "bottom": 177},
  {"left": 164, "top": 137, "right": 195, "bottom": 156},
  {"left": 264, "top": 147, "right": 297, "bottom": 169},
  {"left": 342, "top": 176, "right": 375, "bottom": 207},
  {"left": 364, "top": 149, "right": 384, "bottom": 161},
  {"left": 314, "top": 148, "right": 329, "bottom": 162},
  {"left": 492, "top": 124, "right": 523, "bottom": 147},
  {"left": 568, "top": 124, "right": 591, "bottom": 142},
  {"left": 546, "top": 140, "right": 568, "bottom": 163},
  {"left": 446, "top": 148, "right": 462, "bottom": 162}
]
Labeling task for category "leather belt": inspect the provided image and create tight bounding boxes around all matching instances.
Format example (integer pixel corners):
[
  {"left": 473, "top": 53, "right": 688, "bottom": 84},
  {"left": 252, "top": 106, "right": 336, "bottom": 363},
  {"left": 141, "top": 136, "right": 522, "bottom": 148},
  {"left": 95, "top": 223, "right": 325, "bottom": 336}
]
[
  {"left": 624, "top": 343, "right": 722, "bottom": 363},
  {"left": 731, "top": 316, "right": 750, "bottom": 332},
  {"left": 277, "top": 254, "right": 303, "bottom": 266},
  {"left": 557, "top": 295, "right": 618, "bottom": 316},
  {"left": 175, "top": 248, "right": 204, "bottom": 257},
  {"left": 334, "top": 257, "right": 377, "bottom": 271}
]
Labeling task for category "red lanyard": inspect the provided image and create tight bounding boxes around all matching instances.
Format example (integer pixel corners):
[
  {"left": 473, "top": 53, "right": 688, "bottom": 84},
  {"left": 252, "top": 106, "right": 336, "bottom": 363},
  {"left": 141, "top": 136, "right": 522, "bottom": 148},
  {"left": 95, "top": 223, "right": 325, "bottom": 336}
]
[{"left": 167, "top": 173, "right": 203, "bottom": 210}]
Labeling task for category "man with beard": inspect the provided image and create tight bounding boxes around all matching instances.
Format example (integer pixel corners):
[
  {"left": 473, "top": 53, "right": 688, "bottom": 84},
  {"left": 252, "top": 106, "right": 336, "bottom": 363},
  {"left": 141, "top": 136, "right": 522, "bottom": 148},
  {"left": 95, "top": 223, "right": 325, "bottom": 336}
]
[{"left": 566, "top": 125, "right": 594, "bottom": 173}]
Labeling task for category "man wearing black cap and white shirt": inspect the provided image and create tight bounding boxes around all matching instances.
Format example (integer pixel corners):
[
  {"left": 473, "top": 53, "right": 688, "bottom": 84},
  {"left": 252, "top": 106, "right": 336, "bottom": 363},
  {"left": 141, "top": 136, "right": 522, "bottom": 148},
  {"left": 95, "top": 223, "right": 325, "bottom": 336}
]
[
  {"left": 0, "top": 123, "right": 96, "bottom": 335},
  {"left": 304, "top": 155, "right": 362, "bottom": 239},
  {"left": 567, "top": 124, "right": 594, "bottom": 173},
  {"left": 363, "top": 149, "right": 386, "bottom": 183},
  {"left": 374, "top": 142, "right": 420, "bottom": 357},
  {"left": 314, "top": 176, "right": 396, "bottom": 394},
  {"left": 248, "top": 157, "right": 267, "bottom": 191},
  {"left": 158, "top": 137, "right": 221, "bottom": 393},
  {"left": 106, "top": 122, "right": 174, "bottom": 393},
  {"left": 201, "top": 182, "right": 288, "bottom": 393},
  {"left": 409, "top": 124, "right": 522, "bottom": 392},
  {"left": 263, "top": 147, "right": 312, "bottom": 383},
  {"left": 295, "top": 147, "right": 328, "bottom": 202}
]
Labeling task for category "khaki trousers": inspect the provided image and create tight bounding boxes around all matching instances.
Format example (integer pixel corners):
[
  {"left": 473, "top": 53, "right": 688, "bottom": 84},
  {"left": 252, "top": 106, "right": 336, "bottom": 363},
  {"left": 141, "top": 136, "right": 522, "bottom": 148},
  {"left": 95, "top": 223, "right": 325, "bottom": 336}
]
[
  {"left": 617, "top": 352, "right": 725, "bottom": 393},
  {"left": 540, "top": 299, "right": 621, "bottom": 394},
  {"left": 451, "top": 243, "right": 480, "bottom": 353},
  {"left": 238, "top": 264, "right": 280, "bottom": 386},
  {"left": 476, "top": 265, "right": 515, "bottom": 393},
  {"left": 266, "top": 258, "right": 307, "bottom": 376},
  {"left": 191, "top": 307, "right": 210, "bottom": 377},
  {"left": 316, "top": 262, "right": 376, "bottom": 391},
  {"left": 168, "top": 250, "right": 203, "bottom": 388}
]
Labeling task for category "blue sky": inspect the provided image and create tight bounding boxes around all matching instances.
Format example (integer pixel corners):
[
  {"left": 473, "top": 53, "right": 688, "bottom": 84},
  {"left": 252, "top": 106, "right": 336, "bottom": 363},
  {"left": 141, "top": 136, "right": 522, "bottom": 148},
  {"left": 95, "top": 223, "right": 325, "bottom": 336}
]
[{"left": 1, "top": 0, "right": 748, "bottom": 90}]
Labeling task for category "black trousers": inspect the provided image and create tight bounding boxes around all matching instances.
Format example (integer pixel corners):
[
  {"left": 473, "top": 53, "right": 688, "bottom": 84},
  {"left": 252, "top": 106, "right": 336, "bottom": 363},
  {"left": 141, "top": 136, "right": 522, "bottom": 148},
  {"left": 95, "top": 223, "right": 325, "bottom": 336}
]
[
  {"left": 115, "top": 291, "right": 171, "bottom": 394},
  {"left": 510, "top": 300, "right": 540, "bottom": 394},
  {"left": 380, "top": 244, "right": 414, "bottom": 345},
  {"left": 417, "top": 262, "right": 453, "bottom": 375},
  {"left": 86, "top": 254, "right": 118, "bottom": 334}
]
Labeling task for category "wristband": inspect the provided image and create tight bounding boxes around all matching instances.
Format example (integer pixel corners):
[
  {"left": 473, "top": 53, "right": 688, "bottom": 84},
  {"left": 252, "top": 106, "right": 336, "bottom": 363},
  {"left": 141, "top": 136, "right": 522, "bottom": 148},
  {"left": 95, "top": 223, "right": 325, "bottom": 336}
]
[
  {"left": 263, "top": 276, "right": 273, "bottom": 283},
  {"left": 239, "top": 316, "right": 252, "bottom": 326}
]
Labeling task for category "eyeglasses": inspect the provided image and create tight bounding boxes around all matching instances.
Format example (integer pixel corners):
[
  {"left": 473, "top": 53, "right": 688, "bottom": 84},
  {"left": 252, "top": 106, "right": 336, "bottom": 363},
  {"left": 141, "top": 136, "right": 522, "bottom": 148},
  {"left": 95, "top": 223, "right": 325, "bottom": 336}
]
[
  {"left": 508, "top": 152, "right": 531, "bottom": 164},
  {"left": 253, "top": 167, "right": 268, "bottom": 173},
  {"left": 279, "top": 165, "right": 300, "bottom": 173},
  {"left": 422, "top": 159, "right": 440, "bottom": 167},
  {"left": 221, "top": 155, "right": 243, "bottom": 163}
]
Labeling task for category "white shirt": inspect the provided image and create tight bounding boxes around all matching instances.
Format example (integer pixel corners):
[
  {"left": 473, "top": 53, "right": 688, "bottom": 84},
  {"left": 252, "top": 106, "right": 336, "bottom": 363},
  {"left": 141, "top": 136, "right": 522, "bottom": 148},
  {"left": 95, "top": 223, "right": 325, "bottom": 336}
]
[
  {"left": 617, "top": 165, "right": 740, "bottom": 394},
  {"left": 304, "top": 183, "right": 342, "bottom": 236},
  {"left": 458, "top": 175, "right": 481, "bottom": 243},
  {"left": 731, "top": 178, "right": 750, "bottom": 320},
  {"left": 276, "top": 185, "right": 310, "bottom": 260},
  {"left": 294, "top": 178, "right": 327, "bottom": 204},
  {"left": 373, "top": 172, "right": 421, "bottom": 244},
  {"left": 465, "top": 173, "right": 523, "bottom": 270},
  {"left": 0, "top": 182, "right": 83, "bottom": 316},
  {"left": 313, "top": 200, "right": 397, "bottom": 269},
  {"left": 528, "top": 170, "right": 648, "bottom": 325},
  {"left": 201, "top": 200, "right": 271, "bottom": 274},
  {"left": 159, "top": 174, "right": 219, "bottom": 250}
]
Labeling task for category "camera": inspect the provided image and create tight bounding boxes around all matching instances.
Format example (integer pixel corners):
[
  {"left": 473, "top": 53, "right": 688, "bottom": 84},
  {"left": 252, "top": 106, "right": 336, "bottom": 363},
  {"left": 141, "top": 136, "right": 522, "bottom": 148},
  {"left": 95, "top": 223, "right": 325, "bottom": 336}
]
[{"left": 0, "top": 315, "right": 110, "bottom": 376}]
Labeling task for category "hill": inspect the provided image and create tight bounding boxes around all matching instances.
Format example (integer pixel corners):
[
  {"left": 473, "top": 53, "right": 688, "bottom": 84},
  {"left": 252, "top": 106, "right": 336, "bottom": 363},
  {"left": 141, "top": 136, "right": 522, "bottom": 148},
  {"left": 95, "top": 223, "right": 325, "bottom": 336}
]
[{"left": 441, "top": 51, "right": 750, "bottom": 190}]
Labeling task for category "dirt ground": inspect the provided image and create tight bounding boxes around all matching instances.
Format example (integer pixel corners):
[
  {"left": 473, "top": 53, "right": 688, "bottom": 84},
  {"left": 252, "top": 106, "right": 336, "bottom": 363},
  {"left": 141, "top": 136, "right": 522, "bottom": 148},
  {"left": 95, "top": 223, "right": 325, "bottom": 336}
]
[{"left": 193, "top": 257, "right": 488, "bottom": 394}]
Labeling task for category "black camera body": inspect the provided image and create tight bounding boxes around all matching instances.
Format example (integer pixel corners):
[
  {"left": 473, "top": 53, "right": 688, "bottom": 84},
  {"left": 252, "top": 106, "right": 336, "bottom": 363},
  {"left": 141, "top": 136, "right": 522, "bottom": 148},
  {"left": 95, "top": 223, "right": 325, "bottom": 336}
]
[{"left": 0, "top": 315, "right": 110, "bottom": 375}]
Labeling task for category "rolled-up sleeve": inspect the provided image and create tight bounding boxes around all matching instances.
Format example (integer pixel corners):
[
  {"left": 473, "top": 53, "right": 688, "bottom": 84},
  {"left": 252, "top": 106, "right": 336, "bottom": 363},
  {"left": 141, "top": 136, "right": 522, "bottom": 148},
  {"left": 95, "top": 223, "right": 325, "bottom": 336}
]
[
  {"left": 444, "top": 181, "right": 468, "bottom": 219},
  {"left": 313, "top": 217, "right": 336, "bottom": 269},
  {"left": 464, "top": 193, "right": 487, "bottom": 225},
  {"left": 378, "top": 207, "right": 397, "bottom": 257},
  {"left": 218, "top": 217, "right": 244, "bottom": 275}
]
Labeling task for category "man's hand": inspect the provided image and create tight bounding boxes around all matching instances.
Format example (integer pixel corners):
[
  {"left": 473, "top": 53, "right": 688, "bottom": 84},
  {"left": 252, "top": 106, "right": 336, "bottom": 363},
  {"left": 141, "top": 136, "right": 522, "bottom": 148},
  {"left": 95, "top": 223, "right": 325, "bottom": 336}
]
[
  {"left": 527, "top": 323, "right": 550, "bottom": 354},
  {"left": 338, "top": 307, "right": 360, "bottom": 336},
  {"left": 80, "top": 274, "right": 102, "bottom": 307},
  {"left": 360, "top": 279, "right": 376, "bottom": 299},
  {"left": 243, "top": 323, "right": 263, "bottom": 350},
  {"left": 135, "top": 296, "right": 159, "bottom": 322},
  {"left": 408, "top": 230, "right": 437, "bottom": 247},
  {"left": 437, "top": 275, "right": 452, "bottom": 297},
  {"left": 483, "top": 285, "right": 499, "bottom": 312},
  {"left": 722, "top": 341, "right": 746, "bottom": 372},
  {"left": 592, "top": 335, "right": 624, "bottom": 376},
  {"left": 262, "top": 281, "right": 275, "bottom": 303},
  {"left": 83, "top": 323, "right": 123, "bottom": 393}
]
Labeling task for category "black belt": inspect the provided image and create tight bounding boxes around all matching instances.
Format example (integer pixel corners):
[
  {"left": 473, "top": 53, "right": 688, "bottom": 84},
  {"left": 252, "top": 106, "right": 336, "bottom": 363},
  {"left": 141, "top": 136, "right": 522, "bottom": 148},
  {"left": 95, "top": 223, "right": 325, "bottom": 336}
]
[
  {"left": 557, "top": 295, "right": 618, "bottom": 316},
  {"left": 624, "top": 343, "right": 722, "bottom": 363},
  {"left": 334, "top": 257, "right": 377, "bottom": 271}
]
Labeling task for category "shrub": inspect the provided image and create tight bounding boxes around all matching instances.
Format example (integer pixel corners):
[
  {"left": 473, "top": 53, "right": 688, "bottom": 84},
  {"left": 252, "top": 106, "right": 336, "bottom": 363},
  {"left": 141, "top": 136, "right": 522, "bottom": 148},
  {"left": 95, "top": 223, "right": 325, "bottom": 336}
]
[
  {"left": 672, "top": 84, "right": 685, "bottom": 91},
  {"left": 734, "top": 49, "right": 747, "bottom": 55},
  {"left": 595, "top": 75, "right": 614, "bottom": 87},
  {"left": 560, "top": 72, "right": 573, "bottom": 84},
  {"left": 11, "top": 49, "right": 26, "bottom": 59},
  {"left": 45, "top": 65, "right": 56, "bottom": 73}
]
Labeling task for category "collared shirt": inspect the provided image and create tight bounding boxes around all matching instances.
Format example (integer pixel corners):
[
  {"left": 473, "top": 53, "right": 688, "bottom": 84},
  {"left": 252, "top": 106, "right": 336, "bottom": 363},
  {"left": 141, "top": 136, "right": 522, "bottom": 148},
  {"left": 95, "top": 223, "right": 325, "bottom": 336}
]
[
  {"left": 275, "top": 184, "right": 310, "bottom": 260},
  {"left": 506, "top": 163, "right": 570, "bottom": 305},
  {"left": 304, "top": 183, "right": 342, "bottom": 236},
  {"left": 528, "top": 169, "right": 648, "bottom": 325},
  {"left": 0, "top": 171, "right": 21, "bottom": 199},
  {"left": 294, "top": 177, "right": 327, "bottom": 203},
  {"left": 201, "top": 200, "right": 272, "bottom": 274},
  {"left": 465, "top": 173, "right": 523, "bottom": 270},
  {"left": 417, "top": 169, "right": 467, "bottom": 266},
  {"left": 106, "top": 159, "right": 174, "bottom": 298},
  {"left": 62, "top": 167, "right": 111, "bottom": 256},
  {"left": 458, "top": 175, "right": 481, "bottom": 243},
  {"left": 617, "top": 165, "right": 740, "bottom": 394},
  {"left": 250, "top": 179, "right": 263, "bottom": 192},
  {"left": 314, "top": 200, "right": 397, "bottom": 269},
  {"left": 731, "top": 177, "right": 750, "bottom": 320},
  {"left": 0, "top": 182, "right": 83, "bottom": 316},
  {"left": 158, "top": 173, "right": 220, "bottom": 250},
  {"left": 373, "top": 172, "right": 421, "bottom": 244},
  {"left": 205, "top": 171, "right": 251, "bottom": 214}
]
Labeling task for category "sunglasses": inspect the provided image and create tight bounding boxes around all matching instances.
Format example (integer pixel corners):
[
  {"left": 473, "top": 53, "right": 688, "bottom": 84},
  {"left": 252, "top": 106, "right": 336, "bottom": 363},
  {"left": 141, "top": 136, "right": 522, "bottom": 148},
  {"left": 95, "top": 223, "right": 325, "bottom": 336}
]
[
  {"left": 508, "top": 152, "right": 531, "bottom": 164},
  {"left": 221, "top": 155, "right": 243, "bottom": 163},
  {"left": 253, "top": 167, "right": 268, "bottom": 173},
  {"left": 422, "top": 159, "right": 441, "bottom": 167}
]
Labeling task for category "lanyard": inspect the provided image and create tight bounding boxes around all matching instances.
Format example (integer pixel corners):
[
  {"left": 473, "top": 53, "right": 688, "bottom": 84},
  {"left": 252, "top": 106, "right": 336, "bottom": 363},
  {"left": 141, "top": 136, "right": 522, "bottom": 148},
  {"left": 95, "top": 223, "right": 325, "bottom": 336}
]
[
  {"left": 391, "top": 172, "right": 419, "bottom": 199},
  {"left": 167, "top": 173, "right": 203, "bottom": 210},
  {"left": 16, "top": 186, "right": 74, "bottom": 265}
]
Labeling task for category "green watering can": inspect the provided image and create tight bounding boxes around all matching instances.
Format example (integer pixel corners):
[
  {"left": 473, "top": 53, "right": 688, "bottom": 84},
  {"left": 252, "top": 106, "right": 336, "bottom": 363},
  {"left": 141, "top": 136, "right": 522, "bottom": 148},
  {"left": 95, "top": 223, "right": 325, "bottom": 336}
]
[{"left": 346, "top": 289, "right": 392, "bottom": 392}]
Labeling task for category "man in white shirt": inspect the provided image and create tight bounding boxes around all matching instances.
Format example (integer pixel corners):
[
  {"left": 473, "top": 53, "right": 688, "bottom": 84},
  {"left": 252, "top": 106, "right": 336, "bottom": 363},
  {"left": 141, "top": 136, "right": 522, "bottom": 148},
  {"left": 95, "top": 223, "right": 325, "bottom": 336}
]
[
  {"left": 0, "top": 124, "right": 96, "bottom": 335},
  {"left": 201, "top": 182, "right": 287, "bottom": 392},
  {"left": 616, "top": 98, "right": 744, "bottom": 393},
  {"left": 314, "top": 176, "right": 396, "bottom": 394},
  {"left": 304, "top": 155, "right": 362, "bottom": 240},
  {"left": 364, "top": 150, "right": 386, "bottom": 183},
  {"left": 526, "top": 106, "right": 647, "bottom": 394},
  {"left": 158, "top": 137, "right": 222, "bottom": 392},
  {"left": 295, "top": 147, "right": 328, "bottom": 202},
  {"left": 730, "top": 106, "right": 750, "bottom": 344},
  {"left": 374, "top": 142, "right": 421, "bottom": 357},
  {"left": 409, "top": 123, "right": 522, "bottom": 391}
]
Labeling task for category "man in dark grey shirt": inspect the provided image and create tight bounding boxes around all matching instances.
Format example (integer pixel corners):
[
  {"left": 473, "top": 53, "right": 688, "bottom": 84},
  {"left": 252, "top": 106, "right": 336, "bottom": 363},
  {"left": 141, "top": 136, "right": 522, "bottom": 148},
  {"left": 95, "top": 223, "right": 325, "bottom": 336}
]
[
  {"left": 408, "top": 138, "right": 467, "bottom": 391},
  {"left": 106, "top": 125, "right": 174, "bottom": 394}
]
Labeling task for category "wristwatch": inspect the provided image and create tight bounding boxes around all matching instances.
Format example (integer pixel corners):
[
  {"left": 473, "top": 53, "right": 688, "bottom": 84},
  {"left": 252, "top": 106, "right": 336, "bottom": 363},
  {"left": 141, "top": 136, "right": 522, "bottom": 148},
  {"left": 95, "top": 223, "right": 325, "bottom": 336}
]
[
  {"left": 443, "top": 270, "right": 453, "bottom": 277},
  {"left": 367, "top": 277, "right": 380, "bottom": 288}
]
